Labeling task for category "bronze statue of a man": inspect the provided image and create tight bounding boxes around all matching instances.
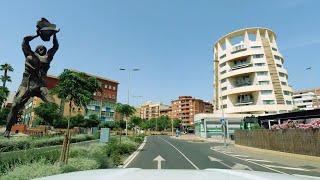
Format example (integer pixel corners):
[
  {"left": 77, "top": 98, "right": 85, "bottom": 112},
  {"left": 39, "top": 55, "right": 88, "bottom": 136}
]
[{"left": 4, "top": 18, "right": 59, "bottom": 137}]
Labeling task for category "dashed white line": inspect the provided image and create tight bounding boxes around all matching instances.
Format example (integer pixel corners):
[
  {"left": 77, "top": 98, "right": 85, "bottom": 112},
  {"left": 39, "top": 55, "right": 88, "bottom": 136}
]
[
  {"left": 159, "top": 137, "right": 200, "bottom": 170},
  {"left": 245, "top": 159, "right": 272, "bottom": 163}
]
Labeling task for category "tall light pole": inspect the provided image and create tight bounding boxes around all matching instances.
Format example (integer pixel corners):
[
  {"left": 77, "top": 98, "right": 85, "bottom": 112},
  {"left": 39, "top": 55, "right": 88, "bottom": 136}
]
[
  {"left": 305, "top": 67, "right": 319, "bottom": 108},
  {"left": 119, "top": 68, "right": 140, "bottom": 136}
]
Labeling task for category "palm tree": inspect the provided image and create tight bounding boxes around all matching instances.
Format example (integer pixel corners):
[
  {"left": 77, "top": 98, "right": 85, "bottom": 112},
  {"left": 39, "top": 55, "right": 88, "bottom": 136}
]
[
  {"left": 0, "top": 63, "right": 14, "bottom": 88},
  {"left": 115, "top": 103, "right": 136, "bottom": 141}
]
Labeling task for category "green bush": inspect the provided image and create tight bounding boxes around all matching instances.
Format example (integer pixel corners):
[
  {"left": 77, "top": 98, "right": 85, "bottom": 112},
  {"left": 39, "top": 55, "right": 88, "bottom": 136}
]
[
  {"left": 61, "top": 157, "right": 99, "bottom": 173},
  {"left": 1, "top": 160, "right": 61, "bottom": 180},
  {"left": 0, "top": 134, "right": 96, "bottom": 152}
]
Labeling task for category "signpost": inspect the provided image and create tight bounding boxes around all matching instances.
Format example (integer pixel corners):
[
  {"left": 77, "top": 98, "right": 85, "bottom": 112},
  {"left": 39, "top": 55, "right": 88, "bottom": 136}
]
[{"left": 100, "top": 128, "right": 110, "bottom": 143}]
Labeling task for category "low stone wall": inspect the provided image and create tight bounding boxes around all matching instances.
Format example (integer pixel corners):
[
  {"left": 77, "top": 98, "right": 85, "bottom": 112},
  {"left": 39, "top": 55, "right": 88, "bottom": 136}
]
[{"left": 235, "top": 129, "right": 320, "bottom": 156}]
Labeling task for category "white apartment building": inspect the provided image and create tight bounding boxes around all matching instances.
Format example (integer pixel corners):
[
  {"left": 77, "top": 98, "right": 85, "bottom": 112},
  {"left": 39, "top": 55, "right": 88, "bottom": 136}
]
[
  {"left": 293, "top": 88, "right": 320, "bottom": 110},
  {"left": 139, "top": 101, "right": 170, "bottom": 120},
  {"left": 213, "top": 27, "right": 294, "bottom": 115}
]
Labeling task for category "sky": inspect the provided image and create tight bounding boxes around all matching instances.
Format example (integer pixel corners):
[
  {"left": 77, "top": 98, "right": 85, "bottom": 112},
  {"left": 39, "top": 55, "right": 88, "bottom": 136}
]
[{"left": 0, "top": 0, "right": 320, "bottom": 106}]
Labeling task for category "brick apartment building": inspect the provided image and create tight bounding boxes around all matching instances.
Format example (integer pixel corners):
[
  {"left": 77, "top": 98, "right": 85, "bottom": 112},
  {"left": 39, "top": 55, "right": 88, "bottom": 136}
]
[
  {"left": 23, "top": 70, "right": 119, "bottom": 126},
  {"left": 170, "top": 96, "right": 213, "bottom": 126}
]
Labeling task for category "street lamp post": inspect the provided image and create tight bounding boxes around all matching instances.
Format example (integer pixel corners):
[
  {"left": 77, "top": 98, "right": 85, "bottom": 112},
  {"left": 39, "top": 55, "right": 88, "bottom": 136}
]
[{"left": 120, "top": 68, "right": 140, "bottom": 136}]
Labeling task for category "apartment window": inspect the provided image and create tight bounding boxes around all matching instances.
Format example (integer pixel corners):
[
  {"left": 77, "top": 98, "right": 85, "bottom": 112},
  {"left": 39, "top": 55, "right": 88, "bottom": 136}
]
[
  {"left": 221, "top": 87, "right": 227, "bottom": 91},
  {"left": 220, "top": 78, "right": 226, "bottom": 83},
  {"left": 222, "top": 104, "right": 227, "bottom": 108},
  {"left": 220, "top": 54, "right": 226, "bottom": 59},
  {"left": 263, "top": 100, "right": 275, "bottom": 105},
  {"left": 219, "top": 62, "right": 226, "bottom": 68},
  {"left": 255, "top": 63, "right": 265, "bottom": 67},
  {"left": 276, "top": 64, "right": 282, "bottom": 68},
  {"left": 253, "top": 54, "right": 264, "bottom": 59},
  {"left": 220, "top": 70, "right": 226, "bottom": 75},
  {"left": 104, "top": 84, "right": 108, "bottom": 89},
  {"left": 113, "top": 86, "right": 116, "bottom": 90},
  {"left": 259, "top": 81, "right": 270, "bottom": 85},
  {"left": 108, "top": 86, "right": 112, "bottom": 90},
  {"left": 251, "top": 46, "right": 261, "bottom": 49},
  {"left": 237, "top": 94, "right": 253, "bottom": 103},
  {"left": 222, "top": 95, "right": 227, "bottom": 100},
  {"left": 281, "top": 81, "right": 287, "bottom": 86},
  {"left": 257, "top": 71, "right": 268, "bottom": 76},
  {"left": 274, "top": 55, "right": 281, "bottom": 60},
  {"left": 279, "top": 72, "right": 285, "bottom": 77},
  {"left": 272, "top": 47, "right": 278, "bottom": 51},
  {"left": 283, "top": 91, "right": 291, "bottom": 95},
  {"left": 286, "top": 100, "right": 292, "bottom": 105},
  {"left": 261, "top": 90, "right": 272, "bottom": 95}
]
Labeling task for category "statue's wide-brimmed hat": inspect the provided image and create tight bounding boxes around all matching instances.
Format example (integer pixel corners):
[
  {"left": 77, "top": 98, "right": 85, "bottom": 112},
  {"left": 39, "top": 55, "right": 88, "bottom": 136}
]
[{"left": 36, "top": 18, "right": 59, "bottom": 32}]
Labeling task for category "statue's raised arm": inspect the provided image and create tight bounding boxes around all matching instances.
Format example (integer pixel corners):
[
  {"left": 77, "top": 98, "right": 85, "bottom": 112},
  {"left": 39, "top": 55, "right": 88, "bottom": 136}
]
[
  {"left": 47, "top": 33, "right": 59, "bottom": 61},
  {"left": 22, "top": 34, "right": 38, "bottom": 57}
]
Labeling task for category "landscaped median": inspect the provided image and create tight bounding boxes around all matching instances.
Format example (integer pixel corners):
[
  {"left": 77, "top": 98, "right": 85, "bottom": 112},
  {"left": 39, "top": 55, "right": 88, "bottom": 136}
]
[{"left": 0, "top": 134, "right": 145, "bottom": 180}]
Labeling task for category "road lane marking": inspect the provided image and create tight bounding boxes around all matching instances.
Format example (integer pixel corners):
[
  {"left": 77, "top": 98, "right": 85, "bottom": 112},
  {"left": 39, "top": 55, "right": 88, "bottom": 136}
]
[
  {"left": 232, "top": 163, "right": 253, "bottom": 171},
  {"left": 232, "top": 155, "right": 250, "bottom": 158},
  {"left": 210, "top": 147, "right": 288, "bottom": 174},
  {"left": 122, "top": 137, "right": 147, "bottom": 168},
  {"left": 264, "top": 165, "right": 311, "bottom": 171},
  {"left": 159, "top": 137, "right": 200, "bottom": 170},
  {"left": 208, "top": 156, "right": 232, "bottom": 168},
  {"left": 245, "top": 159, "right": 272, "bottom": 163}
]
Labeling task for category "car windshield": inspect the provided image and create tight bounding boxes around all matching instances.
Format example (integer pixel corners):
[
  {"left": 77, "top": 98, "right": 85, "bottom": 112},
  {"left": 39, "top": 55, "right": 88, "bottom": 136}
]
[{"left": 0, "top": 1, "right": 320, "bottom": 180}]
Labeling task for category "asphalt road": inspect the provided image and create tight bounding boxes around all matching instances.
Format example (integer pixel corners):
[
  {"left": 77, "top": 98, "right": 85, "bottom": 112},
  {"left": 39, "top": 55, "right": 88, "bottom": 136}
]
[{"left": 126, "top": 135, "right": 320, "bottom": 178}]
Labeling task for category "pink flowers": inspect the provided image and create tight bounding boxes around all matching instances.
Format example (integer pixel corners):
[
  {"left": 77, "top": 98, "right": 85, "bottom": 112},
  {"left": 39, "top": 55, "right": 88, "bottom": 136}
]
[{"left": 271, "top": 119, "right": 320, "bottom": 130}]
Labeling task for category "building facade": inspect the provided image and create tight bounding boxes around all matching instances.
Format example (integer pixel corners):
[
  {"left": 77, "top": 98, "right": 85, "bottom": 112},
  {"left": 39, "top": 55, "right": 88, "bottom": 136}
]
[
  {"left": 293, "top": 88, "right": 320, "bottom": 110},
  {"left": 139, "top": 101, "right": 170, "bottom": 120},
  {"left": 171, "top": 96, "right": 214, "bottom": 126},
  {"left": 23, "top": 71, "right": 119, "bottom": 126},
  {"left": 213, "top": 27, "right": 294, "bottom": 115}
]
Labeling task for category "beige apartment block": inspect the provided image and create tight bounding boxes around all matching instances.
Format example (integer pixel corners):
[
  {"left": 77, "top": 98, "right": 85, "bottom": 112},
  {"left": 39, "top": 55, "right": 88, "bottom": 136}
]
[
  {"left": 213, "top": 27, "right": 293, "bottom": 115},
  {"left": 139, "top": 101, "right": 170, "bottom": 120},
  {"left": 293, "top": 88, "right": 320, "bottom": 110}
]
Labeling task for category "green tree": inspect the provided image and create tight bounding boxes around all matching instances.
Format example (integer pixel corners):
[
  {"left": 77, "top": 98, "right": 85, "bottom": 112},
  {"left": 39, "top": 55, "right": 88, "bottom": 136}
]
[
  {"left": 130, "top": 116, "right": 142, "bottom": 134},
  {"left": 84, "top": 114, "right": 100, "bottom": 128},
  {"left": 0, "top": 63, "right": 14, "bottom": 88},
  {"left": 69, "top": 114, "right": 85, "bottom": 128},
  {"left": 0, "top": 86, "right": 9, "bottom": 107},
  {"left": 172, "top": 119, "right": 181, "bottom": 128},
  {"left": 0, "top": 107, "right": 10, "bottom": 125},
  {"left": 157, "top": 115, "right": 170, "bottom": 131},
  {"left": 34, "top": 102, "right": 61, "bottom": 126},
  {"left": 51, "top": 69, "right": 101, "bottom": 164},
  {"left": 115, "top": 103, "right": 136, "bottom": 137}
]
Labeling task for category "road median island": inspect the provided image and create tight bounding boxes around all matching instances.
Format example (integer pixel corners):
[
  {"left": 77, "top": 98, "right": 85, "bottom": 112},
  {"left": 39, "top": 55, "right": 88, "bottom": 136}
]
[{"left": 0, "top": 135, "right": 145, "bottom": 179}]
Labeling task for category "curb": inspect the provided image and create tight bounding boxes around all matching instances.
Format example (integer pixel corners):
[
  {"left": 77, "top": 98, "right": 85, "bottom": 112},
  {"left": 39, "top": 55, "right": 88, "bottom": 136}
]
[{"left": 235, "top": 144, "right": 320, "bottom": 163}]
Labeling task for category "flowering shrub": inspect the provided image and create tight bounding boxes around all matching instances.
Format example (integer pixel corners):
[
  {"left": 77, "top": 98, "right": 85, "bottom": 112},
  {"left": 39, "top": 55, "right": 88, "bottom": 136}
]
[{"left": 271, "top": 119, "right": 320, "bottom": 130}]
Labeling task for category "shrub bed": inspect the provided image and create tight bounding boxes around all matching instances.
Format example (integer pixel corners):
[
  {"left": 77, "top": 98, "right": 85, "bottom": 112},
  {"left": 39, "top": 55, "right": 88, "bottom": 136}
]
[
  {"left": 1, "top": 135, "right": 143, "bottom": 179},
  {"left": 0, "top": 134, "right": 96, "bottom": 152}
]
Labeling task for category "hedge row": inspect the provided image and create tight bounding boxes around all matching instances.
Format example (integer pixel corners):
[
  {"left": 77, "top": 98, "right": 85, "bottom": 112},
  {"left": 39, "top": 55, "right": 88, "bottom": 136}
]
[{"left": 0, "top": 134, "right": 96, "bottom": 152}]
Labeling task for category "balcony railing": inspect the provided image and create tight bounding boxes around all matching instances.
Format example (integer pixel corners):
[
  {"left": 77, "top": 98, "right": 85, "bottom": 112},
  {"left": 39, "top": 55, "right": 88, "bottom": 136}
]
[
  {"left": 235, "top": 101, "right": 254, "bottom": 106},
  {"left": 230, "top": 63, "right": 252, "bottom": 71},
  {"left": 231, "top": 44, "right": 247, "bottom": 54}
]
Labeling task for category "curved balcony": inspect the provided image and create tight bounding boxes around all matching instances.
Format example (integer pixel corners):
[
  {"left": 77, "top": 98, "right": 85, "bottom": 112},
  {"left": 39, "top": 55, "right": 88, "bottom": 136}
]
[
  {"left": 222, "top": 85, "right": 271, "bottom": 96},
  {"left": 224, "top": 104, "right": 293, "bottom": 114},
  {"left": 220, "top": 66, "right": 267, "bottom": 79}
]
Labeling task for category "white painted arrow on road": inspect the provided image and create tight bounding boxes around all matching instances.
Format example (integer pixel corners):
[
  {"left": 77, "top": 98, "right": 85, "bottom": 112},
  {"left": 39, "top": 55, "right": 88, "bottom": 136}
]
[
  {"left": 208, "top": 156, "right": 232, "bottom": 168},
  {"left": 153, "top": 155, "right": 165, "bottom": 169}
]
